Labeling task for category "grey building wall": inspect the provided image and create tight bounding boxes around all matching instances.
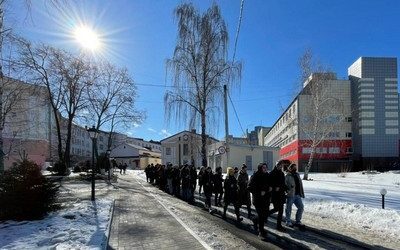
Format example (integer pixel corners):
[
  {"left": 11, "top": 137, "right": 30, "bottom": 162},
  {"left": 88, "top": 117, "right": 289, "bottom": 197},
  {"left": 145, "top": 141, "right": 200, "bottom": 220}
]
[{"left": 348, "top": 57, "right": 398, "bottom": 161}]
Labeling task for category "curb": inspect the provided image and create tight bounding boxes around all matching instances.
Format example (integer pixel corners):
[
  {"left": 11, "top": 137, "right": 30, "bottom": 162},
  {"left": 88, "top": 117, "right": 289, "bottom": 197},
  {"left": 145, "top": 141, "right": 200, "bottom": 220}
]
[{"left": 104, "top": 199, "right": 116, "bottom": 250}]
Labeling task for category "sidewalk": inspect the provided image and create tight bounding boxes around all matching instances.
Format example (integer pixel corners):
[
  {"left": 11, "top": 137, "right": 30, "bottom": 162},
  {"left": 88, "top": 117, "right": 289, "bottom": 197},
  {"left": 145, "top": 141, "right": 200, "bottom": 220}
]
[{"left": 107, "top": 175, "right": 206, "bottom": 250}]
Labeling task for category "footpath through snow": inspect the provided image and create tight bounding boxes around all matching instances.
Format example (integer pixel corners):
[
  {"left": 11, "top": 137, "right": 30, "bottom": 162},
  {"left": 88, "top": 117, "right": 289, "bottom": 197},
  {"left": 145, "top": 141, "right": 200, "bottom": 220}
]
[{"left": 1, "top": 170, "right": 399, "bottom": 249}]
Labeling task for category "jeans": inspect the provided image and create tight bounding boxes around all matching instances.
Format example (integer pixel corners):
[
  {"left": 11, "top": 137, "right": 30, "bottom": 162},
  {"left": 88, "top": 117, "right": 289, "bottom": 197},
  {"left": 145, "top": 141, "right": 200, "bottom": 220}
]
[{"left": 285, "top": 195, "right": 304, "bottom": 224}]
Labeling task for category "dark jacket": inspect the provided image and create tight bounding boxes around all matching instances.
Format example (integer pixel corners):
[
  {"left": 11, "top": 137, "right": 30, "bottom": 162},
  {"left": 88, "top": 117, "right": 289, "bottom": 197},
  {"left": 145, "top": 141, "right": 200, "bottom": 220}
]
[
  {"left": 224, "top": 175, "right": 239, "bottom": 203},
  {"left": 181, "top": 167, "right": 191, "bottom": 188},
  {"left": 213, "top": 172, "right": 224, "bottom": 193},
  {"left": 190, "top": 167, "right": 197, "bottom": 188},
  {"left": 269, "top": 167, "right": 286, "bottom": 203},
  {"left": 248, "top": 171, "right": 270, "bottom": 207},
  {"left": 237, "top": 170, "right": 251, "bottom": 205},
  {"left": 202, "top": 171, "right": 214, "bottom": 194}
]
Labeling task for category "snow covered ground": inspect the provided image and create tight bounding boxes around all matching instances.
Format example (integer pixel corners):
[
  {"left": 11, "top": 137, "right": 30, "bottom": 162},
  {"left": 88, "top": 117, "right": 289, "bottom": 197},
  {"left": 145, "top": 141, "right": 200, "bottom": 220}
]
[
  {"left": 0, "top": 174, "right": 115, "bottom": 250},
  {"left": 302, "top": 171, "right": 400, "bottom": 248},
  {"left": 0, "top": 198, "right": 113, "bottom": 250},
  {"left": 1, "top": 169, "right": 399, "bottom": 249}
]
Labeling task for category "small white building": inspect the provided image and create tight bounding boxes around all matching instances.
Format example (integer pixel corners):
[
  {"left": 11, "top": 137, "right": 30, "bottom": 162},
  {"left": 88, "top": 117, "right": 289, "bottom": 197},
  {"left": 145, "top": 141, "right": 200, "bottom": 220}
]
[
  {"left": 110, "top": 142, "right": 161, "bottom": 169},
  {"left": 208, "top": 141, "right": 279, "bottom": 172},
  {"left": 161, "top": 130, "right": 219, "bottom": 168}
]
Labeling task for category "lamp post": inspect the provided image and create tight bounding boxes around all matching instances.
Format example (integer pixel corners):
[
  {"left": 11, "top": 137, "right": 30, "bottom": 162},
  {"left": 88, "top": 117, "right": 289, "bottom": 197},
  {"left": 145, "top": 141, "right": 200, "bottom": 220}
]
[
  {"left": 106, "top": 149, "right": 111, "bottom": 183},
  {"left": 87, "top": 125, "right": 99, "bottom": 201},
  {"left": 380, "top": 188, "right": 387, "bottom": 209}
]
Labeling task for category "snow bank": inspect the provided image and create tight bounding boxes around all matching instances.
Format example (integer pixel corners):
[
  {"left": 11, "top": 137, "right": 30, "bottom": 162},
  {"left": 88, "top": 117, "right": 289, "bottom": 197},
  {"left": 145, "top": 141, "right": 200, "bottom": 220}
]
[
  {"left": 302, "top": 172, "right": 400, "bottom": 242},
  {"left": 0, "top": 198, "right": 113, "bottom": 250}
]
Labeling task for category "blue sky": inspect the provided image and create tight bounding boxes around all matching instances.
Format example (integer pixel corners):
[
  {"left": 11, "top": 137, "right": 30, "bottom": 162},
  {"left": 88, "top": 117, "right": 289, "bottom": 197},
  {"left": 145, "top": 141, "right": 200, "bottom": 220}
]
[{"left": 7, "top": 0, "right": 400, "bottom": 141}]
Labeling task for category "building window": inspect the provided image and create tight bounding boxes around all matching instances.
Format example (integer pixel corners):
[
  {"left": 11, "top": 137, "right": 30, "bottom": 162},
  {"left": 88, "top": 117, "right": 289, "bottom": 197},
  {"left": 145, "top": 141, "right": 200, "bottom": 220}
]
[
  {"left": 183, "top": 144, "right": 189, "bottom": 156},
  {"left": 302, "top": 147, "right": 311, "bottom": 154},
  {"left": 386, "top": 120, "right": 398, "bottom": 126},
  {"left": 345, "top": 117, "right": 352, "bottom": 122},
  {"left": 386, "top": 128, "right": 399, "bottom": 135},
  {"left": 385, "top": 112, "right": 398, "bottom": 118},
  {"left": 166, "top": 147, "right": 171, "bottom": 155},
  {"left": 329, "top": 147, "right": 340, "bottom": 154},
  {"left": 345, "top": 132, "right": 352, "bottom": 138}
]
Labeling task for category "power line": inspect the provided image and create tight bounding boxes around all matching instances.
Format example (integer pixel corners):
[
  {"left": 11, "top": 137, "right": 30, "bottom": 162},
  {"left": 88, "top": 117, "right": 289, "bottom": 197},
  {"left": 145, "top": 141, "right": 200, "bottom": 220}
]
[
  {"left": 232, "top": 0, "right": 245, "bottom": 62},
  {"left": 228, "top": 90, "right": 246, "bottom": 137}
]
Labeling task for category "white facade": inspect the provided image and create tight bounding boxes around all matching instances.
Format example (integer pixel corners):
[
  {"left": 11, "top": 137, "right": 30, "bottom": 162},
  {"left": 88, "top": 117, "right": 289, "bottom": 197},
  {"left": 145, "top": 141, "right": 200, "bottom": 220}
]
[
  {"left": 161, "top": 130, "right": 218, "bottom": 167},
  {"left": 208, "top": 141, "right": 279, "bottom": 172},
  {"left": 264, "top": 99, "right": 299, "bottom": 148},
  {"left": 112, "top": 132, "right": 161, "bottom": 152},
  {"left": 110, "top": 142, "right": 161, "bottom": 169}
]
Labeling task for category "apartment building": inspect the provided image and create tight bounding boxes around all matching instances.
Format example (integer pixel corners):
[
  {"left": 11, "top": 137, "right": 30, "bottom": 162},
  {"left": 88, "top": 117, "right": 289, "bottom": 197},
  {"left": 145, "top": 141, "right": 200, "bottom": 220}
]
[
  {"left": 348, "top": 57, "right": 398, "bottom": 169},
  {"left": 265, "top": 57, "right": 398, "bottom": 172}
]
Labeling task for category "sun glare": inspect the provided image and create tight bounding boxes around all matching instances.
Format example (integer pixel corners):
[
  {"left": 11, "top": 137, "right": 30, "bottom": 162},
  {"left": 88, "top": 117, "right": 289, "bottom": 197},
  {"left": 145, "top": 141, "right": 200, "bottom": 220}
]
[{"left": 74, "top": 25, "right": 101, "bottom": 50}]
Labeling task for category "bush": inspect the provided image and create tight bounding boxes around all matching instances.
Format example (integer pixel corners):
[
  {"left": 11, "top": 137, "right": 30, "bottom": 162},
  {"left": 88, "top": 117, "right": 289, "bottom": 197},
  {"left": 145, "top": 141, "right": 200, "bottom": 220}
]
[
  {"left": 0, "top": 160, "right": 59, "bottom": 221},
  {"left": 53, "top": 161, "right": 67, "bottom": 176},
  {"left": 73, "top": 165, "right": 82, "bottom": 173}
]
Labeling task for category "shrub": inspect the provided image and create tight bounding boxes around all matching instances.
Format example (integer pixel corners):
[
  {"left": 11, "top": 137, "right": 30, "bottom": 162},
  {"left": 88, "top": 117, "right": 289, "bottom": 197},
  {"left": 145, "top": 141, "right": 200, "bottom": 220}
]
[
  {"left": 53, "top": 161, "right": 67, "bottom": 176},
  {"left": 0, "top": 160, "right": 59, "bottom": 221},
  {"left": 73, "top": 165, "right": 82, "bottom": 173}
]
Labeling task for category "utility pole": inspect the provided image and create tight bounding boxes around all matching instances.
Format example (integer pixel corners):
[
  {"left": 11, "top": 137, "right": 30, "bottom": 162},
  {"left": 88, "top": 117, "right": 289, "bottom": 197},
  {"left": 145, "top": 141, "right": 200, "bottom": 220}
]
[{"left": 223, "top": 85, "right": 229, "bottom": 168}]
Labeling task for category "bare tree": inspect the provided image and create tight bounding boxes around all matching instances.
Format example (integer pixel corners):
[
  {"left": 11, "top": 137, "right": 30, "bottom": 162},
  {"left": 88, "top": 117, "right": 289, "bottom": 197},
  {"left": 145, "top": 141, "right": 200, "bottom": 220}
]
[
  {"left": 0, "top": 0, "right": 69, "bottom": 171},
  {"left": 16, "top": 38, "right": 95, "bottom": 174},
  {"left": 165, "top": 3, "right": 241, "bottom": 167},
  {"left": 82, "top": 60, "right": 145, "bottom": 156},
  {"left": 298, "top": 50, "right": 348, "bottom": 180}
]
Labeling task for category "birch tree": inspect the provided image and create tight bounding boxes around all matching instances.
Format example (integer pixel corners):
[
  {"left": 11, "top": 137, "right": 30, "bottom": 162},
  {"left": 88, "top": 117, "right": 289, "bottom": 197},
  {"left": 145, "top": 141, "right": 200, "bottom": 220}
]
[
  {"left": 298, "top": 50, "right": 347, "bottom": 180},
  {"left": 165, "top": 3, "right": 241, "bottom": 167}
]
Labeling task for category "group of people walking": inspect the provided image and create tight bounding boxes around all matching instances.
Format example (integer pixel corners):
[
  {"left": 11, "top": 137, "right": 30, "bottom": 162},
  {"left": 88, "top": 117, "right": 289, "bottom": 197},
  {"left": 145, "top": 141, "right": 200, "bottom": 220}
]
[
  {"left": 249, "top": 160, "right": 305, "bottom": 238},
  {"left": 144, "top": 159, "right": 305, "bottom": 239},
  {"left": 144, "top": 163, "right": 198, "bottom": 203}
]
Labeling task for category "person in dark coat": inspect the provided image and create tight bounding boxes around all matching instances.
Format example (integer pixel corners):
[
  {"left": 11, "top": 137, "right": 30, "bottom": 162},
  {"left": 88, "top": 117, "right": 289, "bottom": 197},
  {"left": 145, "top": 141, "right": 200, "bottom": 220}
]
[
  {"left": 269, "top": 160, "right": 291, "bottom": 231},
  {"left": 123, "top": 163, "right": 127, "bottom": 174},
  {"left": 189, "top": 165, "right": 197, "bottom": 203},
  {"left": 248, "top": 163, "right": 271, "bottom": 238},
  {"left": 213, "top": 167, "right": 224, "bottom": 206},
  {"left": 172, "top": 165, "right": 181, "bottom": 197},
  {"left": 223, "top": 167, "right": 242, "bottom": 223},
  {"left": 118, "top": 163, "right": 123, "bottom": 174},
  {"left": 202, "top": 167, "right": 214, "bottom": 212},
  {"left": 165, "top": 164, "right": 173, "bottom": 194},
  {"left": 145, "top": 164, "right": 151, "bottom": 182},
  {"left": 237, "top": 164, "right": 252, "bottom": 218},
  {"left": 198, "top": 166, "right": 205, "bottom": 195},
  {"left": 149, "top": 163, "right": 155, "bottom": 183},
  {"left": 181, "top": 164, "right": 191, "bottom": 201}
]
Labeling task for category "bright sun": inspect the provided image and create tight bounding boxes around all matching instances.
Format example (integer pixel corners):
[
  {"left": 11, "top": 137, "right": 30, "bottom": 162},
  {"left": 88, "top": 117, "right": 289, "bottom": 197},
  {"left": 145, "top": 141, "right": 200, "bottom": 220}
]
[{"left": 74, "top": 25, "right": 101, "bottom": 50}]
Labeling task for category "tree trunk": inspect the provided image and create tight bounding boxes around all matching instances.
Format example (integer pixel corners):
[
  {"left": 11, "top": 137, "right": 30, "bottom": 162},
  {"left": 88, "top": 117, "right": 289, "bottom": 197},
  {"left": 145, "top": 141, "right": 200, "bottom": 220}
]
[
  {"left": 64, "top": 118, "right": 73, "bottom": 174},
  {"left": 0, "top": 3, "right": 4, "bottom": 172},
  {"left": 304, "top": 147, "right": 316, "bottom": 180},
  {"left": 201, "top": 110, "right": 207, "bottom": 167}
]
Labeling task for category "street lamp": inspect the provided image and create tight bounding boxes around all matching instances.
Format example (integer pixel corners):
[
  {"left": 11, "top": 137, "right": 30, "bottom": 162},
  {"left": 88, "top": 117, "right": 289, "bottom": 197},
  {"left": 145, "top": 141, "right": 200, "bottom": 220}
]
[
  {"left": 86, "top": 125, "right": 99, "bottom": 201},
  {"left": 380, "top": 188, "right": 387, "bottom": 209},
  {"left": 106, "top": 149, "right": 111, "bottom": 183}
]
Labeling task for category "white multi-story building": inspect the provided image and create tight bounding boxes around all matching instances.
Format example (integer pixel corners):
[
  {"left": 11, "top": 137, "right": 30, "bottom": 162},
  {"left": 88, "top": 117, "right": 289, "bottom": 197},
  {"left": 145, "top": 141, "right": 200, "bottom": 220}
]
[{"left": 264, "top": 73, "right": 353, "bottom": 172}]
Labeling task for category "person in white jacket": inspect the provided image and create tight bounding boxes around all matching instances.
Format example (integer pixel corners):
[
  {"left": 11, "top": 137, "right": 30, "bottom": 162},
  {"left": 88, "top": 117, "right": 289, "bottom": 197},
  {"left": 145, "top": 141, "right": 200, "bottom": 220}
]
[{"left": 285, "top": 164, "right": 305, "bottom": 228}]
